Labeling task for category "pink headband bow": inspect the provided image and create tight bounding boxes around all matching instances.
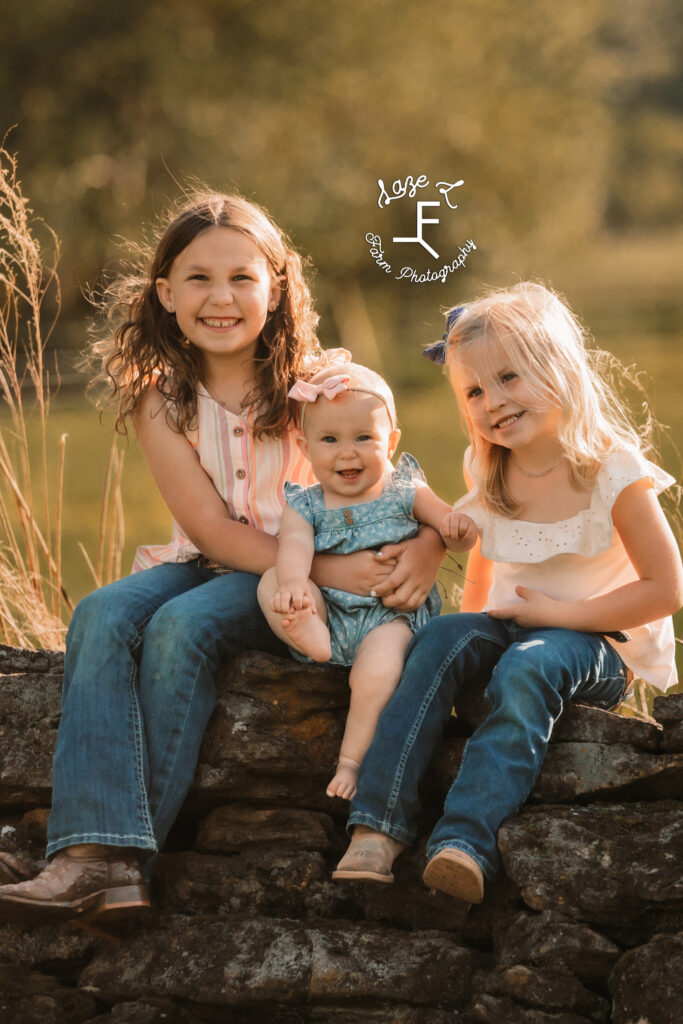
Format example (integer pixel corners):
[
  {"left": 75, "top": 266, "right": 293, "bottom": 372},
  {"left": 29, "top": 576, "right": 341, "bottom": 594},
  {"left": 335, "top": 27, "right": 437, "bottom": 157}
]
[{"left": 288, "top": 375, "right": 351, "bottom": 403}]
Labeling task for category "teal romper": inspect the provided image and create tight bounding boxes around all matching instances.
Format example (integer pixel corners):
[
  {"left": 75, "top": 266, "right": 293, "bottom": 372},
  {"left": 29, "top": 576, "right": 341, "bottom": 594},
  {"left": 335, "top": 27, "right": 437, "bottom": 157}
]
[{"left": 284, "top": 452, "right": 442, "bottom": 667}]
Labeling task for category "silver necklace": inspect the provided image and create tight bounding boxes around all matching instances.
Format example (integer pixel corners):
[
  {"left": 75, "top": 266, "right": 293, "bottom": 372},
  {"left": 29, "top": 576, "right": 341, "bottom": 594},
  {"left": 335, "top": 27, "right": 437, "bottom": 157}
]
[
  {"left": 201, "top": 384, "right": 230, "bottom": 409},
  {"left": 511, "top": 455, "right": 563, "bottom": 478},
  {"left": 210, "top": 392, "right": 229, "bottom": 409}
]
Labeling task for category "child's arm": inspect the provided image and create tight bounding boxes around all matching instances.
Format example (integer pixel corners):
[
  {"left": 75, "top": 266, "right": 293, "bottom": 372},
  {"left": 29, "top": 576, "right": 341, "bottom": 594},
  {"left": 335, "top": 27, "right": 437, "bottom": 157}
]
[
  {"left": 460, "top": 537, "right": 495, "bottom": 613},
  {"left": 311, "top": 549, "right": 398, "bottom": 594},
  {"left": 136, "top": 387, "right": 403, "bottom": 588},
  {"left": 371, "top": 526, "right": 445, "bottom": 611},
  {"left": 272, "top": 505, "right": 317, "bottom": 613},
  {"left": 489, "top": 479, "right": 683, "bottom": 630},
  {"left": 372, "top": 457, "right": 479, "bottom": 610},
  {"left": 371, "top": 484, "right": 477, "bottom": 610},
  {"left": 412, "top": 485, "right": 479, "bottom": 553},
  {"left": 456, "top": 462, "right": 493, "bottom": 611},
  {"left": 134, "top": 388, "right": 279, "bottom": 574}
]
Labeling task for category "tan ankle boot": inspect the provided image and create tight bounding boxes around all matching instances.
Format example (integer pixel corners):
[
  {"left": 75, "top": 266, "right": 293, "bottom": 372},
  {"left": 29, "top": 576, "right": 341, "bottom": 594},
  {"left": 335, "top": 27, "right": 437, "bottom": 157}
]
[
  {"left": 422, "top": 848, "right": 485, "bottom": 904},
  {"left": 332, "top": 828, "right": 406, "bottom": 883},
  {"left": 0, "top": 847, "right": 150, "bottom": 925}
]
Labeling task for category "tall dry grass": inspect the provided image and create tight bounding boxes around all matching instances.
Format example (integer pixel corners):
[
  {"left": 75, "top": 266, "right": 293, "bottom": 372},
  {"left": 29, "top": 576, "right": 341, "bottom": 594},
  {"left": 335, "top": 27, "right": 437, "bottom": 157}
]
[{"left": 0, "top": 142, "right": 124, "bottom": 650}]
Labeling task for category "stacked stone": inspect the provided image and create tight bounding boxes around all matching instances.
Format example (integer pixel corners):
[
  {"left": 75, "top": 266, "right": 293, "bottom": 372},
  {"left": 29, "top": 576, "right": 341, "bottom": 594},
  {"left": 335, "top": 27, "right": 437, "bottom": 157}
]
[{"left": 0, "top": 644, "right": 682, "bottom": 1023}]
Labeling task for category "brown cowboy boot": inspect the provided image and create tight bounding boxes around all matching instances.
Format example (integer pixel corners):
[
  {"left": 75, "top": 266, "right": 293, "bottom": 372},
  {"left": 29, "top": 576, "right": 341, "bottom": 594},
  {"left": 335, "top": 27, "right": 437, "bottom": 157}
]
[
  {"left": 0, "top": 851, "right": 44, "bottom": 884},
  {"left": 0, "top": 846, "right": 150, "bottom": 925}
]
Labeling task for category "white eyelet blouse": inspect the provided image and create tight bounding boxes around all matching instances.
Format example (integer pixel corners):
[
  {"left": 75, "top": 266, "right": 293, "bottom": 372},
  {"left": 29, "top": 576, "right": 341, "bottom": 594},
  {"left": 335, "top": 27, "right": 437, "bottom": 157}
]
[{"left": 453, "top": 447, "right": 678, "bottom": 690}]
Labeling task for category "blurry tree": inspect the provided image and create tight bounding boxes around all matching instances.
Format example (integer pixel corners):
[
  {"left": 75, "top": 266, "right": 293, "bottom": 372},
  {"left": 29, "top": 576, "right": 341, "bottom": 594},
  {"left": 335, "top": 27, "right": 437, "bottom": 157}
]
[
  {"left": 598, "top": 0, "right": 683, "bottom": 230},
  {"left": 0, "top": 0, "right": 681, "bottom": 342}
]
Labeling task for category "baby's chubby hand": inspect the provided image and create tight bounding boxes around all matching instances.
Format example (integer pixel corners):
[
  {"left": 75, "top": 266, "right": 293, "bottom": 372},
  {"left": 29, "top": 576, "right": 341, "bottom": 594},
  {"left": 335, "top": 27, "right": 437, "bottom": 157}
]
[
  {"left": 271, "top": 582, "right": 315, "bottom": 616},
  {"left": 439, "top": 511, "right": 478, "bottom": 553}
]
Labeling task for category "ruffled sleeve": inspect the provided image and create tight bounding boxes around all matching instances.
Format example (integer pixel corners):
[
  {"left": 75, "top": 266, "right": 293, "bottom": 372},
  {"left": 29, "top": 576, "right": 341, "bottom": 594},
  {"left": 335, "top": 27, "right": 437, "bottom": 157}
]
[
  {"left": 284, "top": 481, "right": 316, "bottom": 524},
  {"left": 391, "top": 452, "right": 427, "bottom": 515},
  {"left": 450, "top": 447, "right": 677, "bottom": 565},
  {"left": 597, "top": 449, "right": 676, "bottom": 509}
]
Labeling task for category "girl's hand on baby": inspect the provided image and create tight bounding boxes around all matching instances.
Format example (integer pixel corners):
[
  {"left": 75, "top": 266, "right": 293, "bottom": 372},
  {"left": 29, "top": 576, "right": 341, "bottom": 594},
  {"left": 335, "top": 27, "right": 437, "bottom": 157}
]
[
  {"left": 322, "top": 549, "right": 397, "bottom": 596},
  {"left": 488, "top": 585, "right": 571, "bottom": 629},
  {"left": 272, "top": 585, "right": 314, "bottom": 616},
  {"left": 373, "top": 530, "right": 443, "bottom": 611},
  {"left": 440, "top": 512, "right": 478, "bottom": 552}
]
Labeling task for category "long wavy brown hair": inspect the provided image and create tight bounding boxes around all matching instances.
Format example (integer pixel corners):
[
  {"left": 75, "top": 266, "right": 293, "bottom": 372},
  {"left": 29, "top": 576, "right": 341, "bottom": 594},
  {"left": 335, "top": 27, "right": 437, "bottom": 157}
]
[{"left": 89, "top": 191, "right": 322, "bottom": 437}]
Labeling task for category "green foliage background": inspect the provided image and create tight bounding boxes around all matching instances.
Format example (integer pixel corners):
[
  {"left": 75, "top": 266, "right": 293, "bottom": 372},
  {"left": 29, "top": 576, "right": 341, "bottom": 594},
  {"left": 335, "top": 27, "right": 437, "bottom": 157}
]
[
  {"left": 1, "top": 0, "right": 682, "bottom": 678},
  {"left": 4, "top": 0, "right": 683, "bottom": 324}
]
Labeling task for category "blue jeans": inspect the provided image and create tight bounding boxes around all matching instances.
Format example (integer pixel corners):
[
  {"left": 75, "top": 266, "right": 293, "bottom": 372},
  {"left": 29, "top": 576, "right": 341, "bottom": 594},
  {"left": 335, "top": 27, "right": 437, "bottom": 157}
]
[
  {"left": 47, "top": 562, "right": 289, "bottom": 861},
  {"left": 348, "top": 613, "right": 630, "bottom": 879}
]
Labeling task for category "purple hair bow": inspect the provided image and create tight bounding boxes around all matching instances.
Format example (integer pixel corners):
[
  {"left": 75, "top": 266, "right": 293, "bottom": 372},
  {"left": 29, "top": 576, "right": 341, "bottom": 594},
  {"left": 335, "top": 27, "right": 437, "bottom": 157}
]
[
  {"left": 422, "top": 305, "right": 466, "bottom": 364},
  {"left": 288, "top": 374, "right": 351, "bottom": 402}
]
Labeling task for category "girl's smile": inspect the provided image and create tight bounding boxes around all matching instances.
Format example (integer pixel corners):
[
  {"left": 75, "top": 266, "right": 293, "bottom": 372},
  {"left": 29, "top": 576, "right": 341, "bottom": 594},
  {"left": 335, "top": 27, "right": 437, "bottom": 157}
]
[
  {"left": 492, "top": 411, "right": 525, "bottom": 432},
  {"left": 200, "top": 317, "right": 241, "bottom": 330},
  {"left": 450, "top": 340, "right": 562, "bottom": 458},
  {"left": 155, "top": 226, "right": 280, "bottom": 366}
]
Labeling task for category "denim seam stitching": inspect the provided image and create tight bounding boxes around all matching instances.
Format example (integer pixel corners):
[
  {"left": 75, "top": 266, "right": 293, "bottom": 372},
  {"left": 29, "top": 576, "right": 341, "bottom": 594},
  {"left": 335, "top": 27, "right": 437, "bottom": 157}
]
[
  {"left": 127, "top": 660, "right": 156, "bottom": 843},
  {"left": 129, "top": 613, "right": 156, "bottom": 652},
  {"left": 47, "top": 831, "right": 153, "bottom": 844},
  {"left": 347, "top": 812, "right": 414, "bottom": 845},
  {"left": 380, "top": 628, "right": 505, "bottom": 833},
  {"left": 148, "top": 656, "right": 204, "bottom": 830}
]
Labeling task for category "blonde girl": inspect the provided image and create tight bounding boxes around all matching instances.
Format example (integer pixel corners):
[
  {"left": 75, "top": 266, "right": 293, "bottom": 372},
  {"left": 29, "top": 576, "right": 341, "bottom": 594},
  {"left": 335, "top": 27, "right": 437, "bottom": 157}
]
[
  {"left": 257, "top": 360, "right": 477, "bottom": 800},
  {"left": 334, "top": 282, "right": 682, "bottom": 900},
  {"left": 0, "top": 192, "right": 444, "bottom": 927}
]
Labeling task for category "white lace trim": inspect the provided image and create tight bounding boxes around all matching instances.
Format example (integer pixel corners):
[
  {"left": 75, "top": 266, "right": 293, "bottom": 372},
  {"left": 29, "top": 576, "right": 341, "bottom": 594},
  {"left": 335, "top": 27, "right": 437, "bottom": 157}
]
[{"left": 454, "top": 448, "right": 675, "bottom": 565}]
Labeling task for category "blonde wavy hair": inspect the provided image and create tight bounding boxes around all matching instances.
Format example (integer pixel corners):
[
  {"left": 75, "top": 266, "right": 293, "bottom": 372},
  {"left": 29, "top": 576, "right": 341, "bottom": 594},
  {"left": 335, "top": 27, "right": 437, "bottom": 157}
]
[
  {"left": 88, "top": 190, "right": 321, "bottom": 437},
  {"left": 445, "top": 282, "right": 648, "bottom": 517}
]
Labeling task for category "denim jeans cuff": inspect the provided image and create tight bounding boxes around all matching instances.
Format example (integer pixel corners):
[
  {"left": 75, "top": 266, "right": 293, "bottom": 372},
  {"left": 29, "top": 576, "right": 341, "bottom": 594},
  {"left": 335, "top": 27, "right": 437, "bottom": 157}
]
[
  {"left": 46, "top": 833, "right": 157, "bottom": 860},
  {"left": 426, "top": 838, "right": 494, "bottom": 880},
  {"left": 346, "top": 811, "right": 416, "bottom": 845}
]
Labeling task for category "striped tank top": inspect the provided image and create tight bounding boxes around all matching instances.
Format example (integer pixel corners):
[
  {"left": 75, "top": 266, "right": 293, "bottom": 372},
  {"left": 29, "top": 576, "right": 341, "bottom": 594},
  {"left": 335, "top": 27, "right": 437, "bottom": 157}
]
[{"left": 132, "top": 384, "right": 315, "bottom": 572}]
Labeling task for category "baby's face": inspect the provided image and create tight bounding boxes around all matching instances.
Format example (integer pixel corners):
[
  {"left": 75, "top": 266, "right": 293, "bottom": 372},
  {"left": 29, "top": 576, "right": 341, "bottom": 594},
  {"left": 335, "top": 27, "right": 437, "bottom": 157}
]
[{"left": 299, "top": 391, "right": 400, "bottom": 505}]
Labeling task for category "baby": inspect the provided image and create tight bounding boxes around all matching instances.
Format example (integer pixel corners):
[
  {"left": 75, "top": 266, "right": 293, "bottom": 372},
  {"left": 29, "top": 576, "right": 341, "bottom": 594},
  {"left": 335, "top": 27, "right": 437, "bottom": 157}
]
[{"left": 258, "top": 359, "right": 477, "bottom": 800}]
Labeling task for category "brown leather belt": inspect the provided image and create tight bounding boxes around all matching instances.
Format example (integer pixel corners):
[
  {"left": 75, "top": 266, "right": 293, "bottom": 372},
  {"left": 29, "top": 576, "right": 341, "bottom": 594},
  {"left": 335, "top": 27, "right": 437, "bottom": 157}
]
[{"left": 196, "top": 555, "right": 234, "bottom": 575}]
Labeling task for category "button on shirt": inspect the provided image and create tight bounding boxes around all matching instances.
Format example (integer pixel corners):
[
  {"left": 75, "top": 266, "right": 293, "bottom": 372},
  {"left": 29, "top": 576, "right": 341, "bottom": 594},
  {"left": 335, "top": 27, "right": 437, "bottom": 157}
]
[{"left": 133, "top": 385, "right": 315, "bottom": 572}]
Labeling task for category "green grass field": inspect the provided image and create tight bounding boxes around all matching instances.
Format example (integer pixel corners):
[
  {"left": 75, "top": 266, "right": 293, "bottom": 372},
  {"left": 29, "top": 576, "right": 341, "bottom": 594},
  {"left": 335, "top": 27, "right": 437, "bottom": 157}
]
[{"left": 2, "top": 318, "right": 681, "bottom": 686}]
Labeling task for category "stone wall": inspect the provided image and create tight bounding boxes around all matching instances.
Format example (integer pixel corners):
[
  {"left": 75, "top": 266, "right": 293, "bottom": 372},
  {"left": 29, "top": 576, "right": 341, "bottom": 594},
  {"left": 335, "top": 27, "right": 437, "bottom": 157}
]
[{"left": 0, "top": 643, "right": 682, "bottom": 1023}]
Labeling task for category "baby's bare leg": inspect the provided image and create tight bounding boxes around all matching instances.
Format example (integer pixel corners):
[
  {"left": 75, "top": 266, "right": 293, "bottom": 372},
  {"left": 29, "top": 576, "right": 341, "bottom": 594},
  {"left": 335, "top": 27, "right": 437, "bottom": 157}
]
[
  {"left": 327, "top": 620, "right": 413, "bottom": 800},
  {"left": 257, "top": 568, "right": 332, "bottom": 662}
]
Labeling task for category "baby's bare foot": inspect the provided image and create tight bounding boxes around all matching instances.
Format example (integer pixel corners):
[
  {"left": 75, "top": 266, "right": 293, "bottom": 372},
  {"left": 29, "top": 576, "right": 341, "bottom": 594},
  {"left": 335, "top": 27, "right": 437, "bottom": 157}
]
[
  {"left": 282, "top": 603, "right": 332, "bottom": 662},
  {"left": 326, "top": 755, "right": 361, "bottom": 800}
]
